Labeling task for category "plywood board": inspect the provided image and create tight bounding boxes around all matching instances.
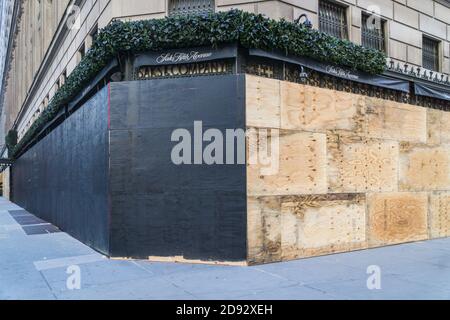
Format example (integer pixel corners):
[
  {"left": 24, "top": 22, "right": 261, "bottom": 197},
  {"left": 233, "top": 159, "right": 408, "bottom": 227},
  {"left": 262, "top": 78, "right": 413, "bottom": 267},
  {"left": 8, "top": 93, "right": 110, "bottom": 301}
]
[
  {"left": 11, "top": 86, "right": 110, "bottom": 255},
  {"left": 280, "top": 82, "right": 361, "bottom": 132},
  {"left": 247, "top": 194, "right": 367, "bottom": 264},
  {"left": 366, "top": 97, "right": 427, "bottom": 143},
  {"left": 247, "top": 129, "right": 327, "bottom": 196},
  {"left": 109, "top": 76, "right": 247, "bottom": 261},
  {"left": 368, "top": 192, "right": 428, "bottom": 247},
  {"left": 427, "top": 109, "right": 450, "bottom": 145},
  {"left": 246, "top": 75, "right": 280, "bottom": 128},
  {"left": 427, "top": 109, "right": 442, "bottom": 145},
  {"left": 399, "top": 144, "right": 450, "bottom": 191},
  {"left": 281, "top": 194, "right": 367, "bottom": 260},
  {"left": 440, "top": 111, "right": 450, "bottom": 144},
  {"left": 327, "top": 132, "right": 399, "bottom": 193},
  {"left": 247, "top": 196, "right": 282, "bottom": 264},
  {"left": 429, "top": 192, "right": 450, "bottom": 239}
]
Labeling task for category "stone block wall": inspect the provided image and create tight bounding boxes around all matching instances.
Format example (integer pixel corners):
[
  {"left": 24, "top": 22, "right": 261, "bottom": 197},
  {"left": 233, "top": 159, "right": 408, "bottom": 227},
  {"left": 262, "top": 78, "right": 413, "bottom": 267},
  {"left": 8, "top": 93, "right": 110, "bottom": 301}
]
[
  {"left": 246, "top": 75, "right": 450, "bottom": 264},
  {"left": 217, "top": 0, "right": 450, "bottom": 75}
]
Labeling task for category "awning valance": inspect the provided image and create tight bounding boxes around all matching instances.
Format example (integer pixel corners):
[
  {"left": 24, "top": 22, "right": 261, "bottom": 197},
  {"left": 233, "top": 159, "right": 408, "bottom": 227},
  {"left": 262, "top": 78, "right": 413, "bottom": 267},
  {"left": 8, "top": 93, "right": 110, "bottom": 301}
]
[
  {"left": 134, "top": 44, "right": 238, "bottom": 68},
  {"left": 414, "top": 83, "right": 450, "bottom": 101},
  {"left": 249, "top": 49, "right": 411, "bottom": 93}
]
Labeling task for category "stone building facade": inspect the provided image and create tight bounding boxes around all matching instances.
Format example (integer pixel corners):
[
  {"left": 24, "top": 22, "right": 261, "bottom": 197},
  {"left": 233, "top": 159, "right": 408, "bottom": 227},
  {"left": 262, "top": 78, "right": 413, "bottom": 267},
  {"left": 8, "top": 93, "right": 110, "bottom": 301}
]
[
  {"left": 0, "top": 0, "right": 14, "bottom": 90},
  {"left": 0, "top": 0, "right": 449, "bottom": 150},
  {"left": 0, "top": 0, "right": 449, "bottom": 263},
  {"left": 0, "top": 0, "right": 15, "bottom": 146}
]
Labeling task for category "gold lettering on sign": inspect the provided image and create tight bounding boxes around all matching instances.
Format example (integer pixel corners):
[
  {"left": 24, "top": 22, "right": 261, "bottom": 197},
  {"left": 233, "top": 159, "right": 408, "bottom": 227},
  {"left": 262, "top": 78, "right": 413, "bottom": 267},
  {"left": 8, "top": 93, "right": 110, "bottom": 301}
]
[{"left": 136, "top": 61, "right": 231, "bottom": 80}]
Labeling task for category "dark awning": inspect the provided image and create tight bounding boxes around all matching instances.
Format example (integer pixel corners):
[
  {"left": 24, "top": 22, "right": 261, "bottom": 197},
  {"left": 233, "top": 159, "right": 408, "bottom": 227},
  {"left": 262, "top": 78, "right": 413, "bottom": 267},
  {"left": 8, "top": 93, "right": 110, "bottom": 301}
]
[
  {"left": 249, "top": 49, "right": 410, "bottom": 93},
  {"left": 415, "top": 83, "right": 450, "bottom": 101},
  {"left": 0, "top": 158, "right": 13, "bottom": 173}
]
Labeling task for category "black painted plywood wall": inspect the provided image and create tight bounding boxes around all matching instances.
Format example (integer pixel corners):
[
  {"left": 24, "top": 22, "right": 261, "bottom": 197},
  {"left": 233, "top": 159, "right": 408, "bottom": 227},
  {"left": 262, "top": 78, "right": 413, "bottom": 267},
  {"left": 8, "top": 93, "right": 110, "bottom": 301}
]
[
  {"left": 11, "top": 87, "right": 110, "bottom": 254},
  {"left": 12, "top": 75, "right": 247, "bottom": 263},
  {"left": 108, "top": 75, "right": 247, "bottom": 262}
]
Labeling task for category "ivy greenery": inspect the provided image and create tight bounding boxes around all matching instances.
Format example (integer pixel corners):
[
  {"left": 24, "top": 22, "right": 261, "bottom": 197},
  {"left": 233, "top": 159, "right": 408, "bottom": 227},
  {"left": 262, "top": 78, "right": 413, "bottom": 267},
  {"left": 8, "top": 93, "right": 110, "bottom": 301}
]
[
  {"left": 8, "top": 9, "right": 386, "bottom": 158},
  {"left": 5, "top": 129, "right": 17, "bottom": 153}
]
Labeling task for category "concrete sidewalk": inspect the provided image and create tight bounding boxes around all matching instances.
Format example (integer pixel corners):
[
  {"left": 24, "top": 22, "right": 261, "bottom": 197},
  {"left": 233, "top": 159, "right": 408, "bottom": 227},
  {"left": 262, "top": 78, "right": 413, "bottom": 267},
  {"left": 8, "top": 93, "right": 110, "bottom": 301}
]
[{"left": 1, "top": 197, "right": 450, "bottom": 300}]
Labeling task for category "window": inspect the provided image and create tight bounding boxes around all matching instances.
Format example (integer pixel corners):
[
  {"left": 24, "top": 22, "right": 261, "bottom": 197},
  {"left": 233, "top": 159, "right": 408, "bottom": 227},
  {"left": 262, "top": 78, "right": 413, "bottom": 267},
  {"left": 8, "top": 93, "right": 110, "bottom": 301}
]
[
  {"left": 90, "top": 24, "right": 98, "bottom": 41},
  {"left": 44, "top": 95, "right": 49, "bottom": 108},
  {"left": 59, "top": 70, "right": 67, "bottom": 88},
  {"left": 169, "top": 0, "right": 214, "bottom": 16},
  {"left": 77, "top": 43, "right": 86, "bottom": 64},
  {"left": 319, "top": 0, "right": 348, "bottom": 39},
  {"left": 86, "top": 24, "right": 99, "bottom": 51},
  {"left": 423, "top": 37, "right": 440, "bottom": 71},
  {"left": 361, "top": 13, "right": 385, "bottom": 52},
  {"left": 34, "top": 108, "right": 40, "bottom": 121}
]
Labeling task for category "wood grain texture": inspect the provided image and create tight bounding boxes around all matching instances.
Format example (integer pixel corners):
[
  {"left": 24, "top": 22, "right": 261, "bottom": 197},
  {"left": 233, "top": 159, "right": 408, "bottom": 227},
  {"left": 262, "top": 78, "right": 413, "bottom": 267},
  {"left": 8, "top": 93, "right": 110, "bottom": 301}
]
[
  {"left": 246, "top": 76, "right": 450, "bottom": 263},
  {"left": 247, "top": 197, "right": 282, "bottom": 264},
  {"left": 246, "top": 75, "right": 280, "bottom": 128},
  {"left": 248, "top": 194, "right": 367, "bottom": 265},
  {"left": 327, "top": 132, "right": 399, "bottom": 193},
  {"left": 427, "top": 109, "right": 450, "bottom": 145},
  {"left": 400, "top": 144, "right": 450, "bottom": 191},
  {"left": 247, "top": 129, "right": 327, "bottom": 196},
  {"left": 368, "top": 192, "right": 428, "bottom": 247},
  {"left": 280, "top": 82, "right": 362, "bottom": 132},
  {"left": 365, "top": 97, "right": 427, "bottom": 143},
  {"left": 429, "top": 192, "right": 450, "bottom": 239}
]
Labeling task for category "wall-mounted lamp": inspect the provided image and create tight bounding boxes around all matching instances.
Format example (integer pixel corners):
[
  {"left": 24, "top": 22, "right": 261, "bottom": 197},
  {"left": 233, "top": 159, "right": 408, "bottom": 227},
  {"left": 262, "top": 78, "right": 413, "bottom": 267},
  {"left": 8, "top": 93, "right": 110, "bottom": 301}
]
[
  {"left": 299, "top": 66, "right": 309, "bottom": 82},
  {"left": 295, "top": 14, "right": 313, "bottom": 29}
]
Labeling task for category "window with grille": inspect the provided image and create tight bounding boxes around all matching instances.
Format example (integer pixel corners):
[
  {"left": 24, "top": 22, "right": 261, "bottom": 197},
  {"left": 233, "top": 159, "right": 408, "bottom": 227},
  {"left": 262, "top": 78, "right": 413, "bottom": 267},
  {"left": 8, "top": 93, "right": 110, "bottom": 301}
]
[
  {"left": 422, "top": 37, "right": 440, "bottom": 71},
  {"left": 169, "top": 0, "right": 215, "bottom": 16},
  {"left": 361, "top": 14, "right": 385, "bottom": 52},
  {"left": 319, "top": 0, "right": 348, "bottom": 39}
]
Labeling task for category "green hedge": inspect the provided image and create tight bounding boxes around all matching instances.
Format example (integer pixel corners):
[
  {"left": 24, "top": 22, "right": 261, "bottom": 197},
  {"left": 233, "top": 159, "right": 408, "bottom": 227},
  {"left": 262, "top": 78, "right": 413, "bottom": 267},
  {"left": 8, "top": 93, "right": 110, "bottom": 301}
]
[
  {"left": 5, "top": 129, "right": 17, "bottom": 153},
  {"left": 8, "top": 9, "right": 386, "bottom": 158}
]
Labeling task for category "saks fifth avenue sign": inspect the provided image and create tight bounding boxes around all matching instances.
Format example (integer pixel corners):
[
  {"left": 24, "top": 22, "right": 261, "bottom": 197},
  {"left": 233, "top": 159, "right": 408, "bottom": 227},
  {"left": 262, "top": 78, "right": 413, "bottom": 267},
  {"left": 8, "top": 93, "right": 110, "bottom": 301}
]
[
  {"left": 136, "top": 61, "right": 231, "bottom": 80},
  {"left": 134, "top": 45, "right": 237, "bottom": 80},
  {"left": 156, "top": 51, "right": 213, "bottom": 64},
  {"left": 325, "top": 65, "right": 359, "bottom": 81}
]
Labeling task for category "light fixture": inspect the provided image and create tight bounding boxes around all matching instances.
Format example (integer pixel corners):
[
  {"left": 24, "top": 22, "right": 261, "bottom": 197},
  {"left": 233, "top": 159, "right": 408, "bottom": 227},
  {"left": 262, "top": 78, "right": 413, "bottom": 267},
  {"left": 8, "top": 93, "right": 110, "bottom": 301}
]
[
  {"left": 299, "top": 66, "right": 308, "bottom": 82},
  {"left": 295, "top": 14, "right": 313, "bottom": 29}
]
